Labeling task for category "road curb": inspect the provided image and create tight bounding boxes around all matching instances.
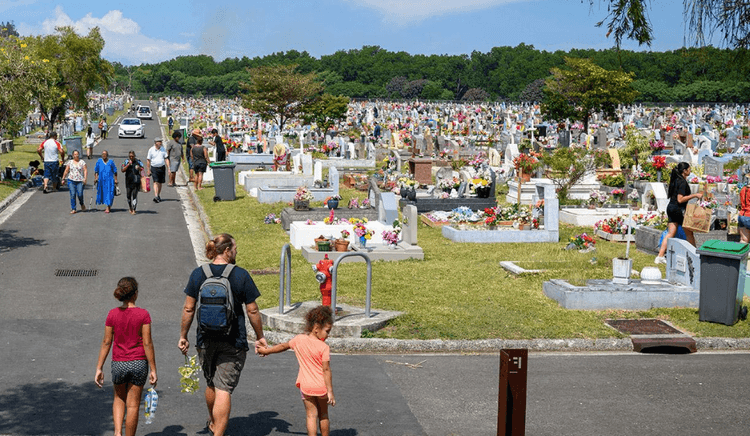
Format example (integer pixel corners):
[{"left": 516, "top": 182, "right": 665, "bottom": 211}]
[{"left": 0, "top": 180, "right": 33, "bottom": 215}]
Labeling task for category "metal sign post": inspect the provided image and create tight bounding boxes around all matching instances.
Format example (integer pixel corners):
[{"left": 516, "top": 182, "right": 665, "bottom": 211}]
[{"left": 497, "top": 348, "right": 528, "bottom": 436}]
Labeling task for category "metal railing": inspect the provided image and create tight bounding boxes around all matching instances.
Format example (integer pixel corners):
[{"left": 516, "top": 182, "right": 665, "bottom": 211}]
[
  {"left": 278, "top": 244, "right": 292, "bottom": 314},
  {"left": 331, "top": 252, "right": 373, "bottom": 319}
]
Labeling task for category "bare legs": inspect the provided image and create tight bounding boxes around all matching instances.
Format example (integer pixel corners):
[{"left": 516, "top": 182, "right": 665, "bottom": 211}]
[
  {"left": 658, "top": 222, "right": 696, "bottom": 258},
  {"left": 113, "top": 382, "right": 143, "bottom": 436},
  {"left": 302, "top": 394, "right": 330, "bottom": 436},
  {"left": 194, "top": 172, "right": 204, "bottom": 190},
  {"left": 205, "top": 386, "right": 232, "bottom": 436}
]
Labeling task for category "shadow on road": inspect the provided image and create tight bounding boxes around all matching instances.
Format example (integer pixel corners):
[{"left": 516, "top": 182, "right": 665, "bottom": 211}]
[
  {"left": 0, "top": 380, "right": 112, "bottom": 435},
  {"left": 0, "top": 229, "right": 46, "bottom": 253}
]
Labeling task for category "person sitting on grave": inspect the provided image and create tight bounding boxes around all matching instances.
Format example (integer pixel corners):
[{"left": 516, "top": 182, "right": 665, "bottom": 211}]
[
  {"left": 655, "top": 162, "right": 704, "bottom": 264},
  {"left": 272, "top": 137, "right": 289, "bottom": 171}
]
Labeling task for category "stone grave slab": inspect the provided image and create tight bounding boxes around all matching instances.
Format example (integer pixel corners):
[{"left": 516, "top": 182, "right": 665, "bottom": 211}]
[
  {"left": 543, "top": 279, "right": 698, "bottom": 310},
  {"left": 280, "top": 207, "right": 378, "bottom": 231},
  {"left": 379, "top": 192, "right": 398, "bottom": 226},
  {"left": 301, "top": 242, "right": 424, "bottom": 263}
]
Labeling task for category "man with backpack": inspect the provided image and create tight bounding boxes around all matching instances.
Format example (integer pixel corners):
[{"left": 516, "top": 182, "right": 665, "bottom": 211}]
[{"left": 178, "top": 233, "right": 266, "bottom": 436}]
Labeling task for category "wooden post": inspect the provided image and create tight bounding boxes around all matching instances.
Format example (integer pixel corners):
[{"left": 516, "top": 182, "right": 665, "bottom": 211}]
[{"left": 498, "top": 349, "right": 528, "bottom": 436}]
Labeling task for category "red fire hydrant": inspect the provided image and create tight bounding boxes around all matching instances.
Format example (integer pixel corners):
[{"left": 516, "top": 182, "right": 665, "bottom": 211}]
[{"left": 312, "top": 254, "right": 334, "bottom": 307}]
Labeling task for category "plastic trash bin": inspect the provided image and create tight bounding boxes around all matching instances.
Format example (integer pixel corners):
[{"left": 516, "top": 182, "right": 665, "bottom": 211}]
[
  {"left": 64, "top": 136, "right": 82, "bottom": 160},
  {"left": 209, "top": 162, "right": 236, "bottom": 201},
  {"left": 697, "top": 240, "right": 750, "bottom": 325}
]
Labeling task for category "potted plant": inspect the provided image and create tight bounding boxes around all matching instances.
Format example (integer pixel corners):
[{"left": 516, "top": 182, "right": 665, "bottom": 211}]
[
  {"left": 335, "top": 229, "right": 351, "bottom": 251},
  {"left": 613, "top": 212, "right": 634, "bottom": 284},
  {"left": 325, "top": 195, "right": 342, "bottom": 209},
  {"left": 294, "top": 186, "right": 314, "bottom": 210},
  {"left": 628, "top": 189, "right": 640, "bottom": 208},
  {"left": 471, "top": 169, "right": 493, "bottom": 198},
  {"left": 512, "top": 153, "right": 539, "bottom": 181}
]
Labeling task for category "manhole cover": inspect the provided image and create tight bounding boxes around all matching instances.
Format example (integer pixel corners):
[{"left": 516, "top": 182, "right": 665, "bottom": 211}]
[
  {"left": 55, "top": 269, "right": 98, "bottom": 277},
  {"left": 605, "top": 319, "right": 682, "bottom": 335}
]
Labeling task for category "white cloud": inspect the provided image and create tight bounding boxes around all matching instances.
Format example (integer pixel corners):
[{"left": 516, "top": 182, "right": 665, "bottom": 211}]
[
  {"left": 23, "top": 7, "right": 192, "bottom": 65},
  {"left": 347, "top": 0, "right": 528, "bottom": 24}
]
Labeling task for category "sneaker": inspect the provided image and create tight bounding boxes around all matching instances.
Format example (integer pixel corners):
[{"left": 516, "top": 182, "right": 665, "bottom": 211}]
[
  {"left": 157, "top": 196, "right": 161, "bottom": 202},
  {"left": 654, "top": 256, "right": 666, "bottom": 264},
  {"left": 153, "top": 197, "right": 159, "bottom": 203}
]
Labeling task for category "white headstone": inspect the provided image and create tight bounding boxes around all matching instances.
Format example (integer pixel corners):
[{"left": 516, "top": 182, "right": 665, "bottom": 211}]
[
  {"left": 292, "top": 154, "right": 301, "bottom": 175},
  {"left": 313, "top": 160, "right": 323, "bottom": 183},
  {"left": 302, "top": 154, "right": 313, "bottom": 175}
]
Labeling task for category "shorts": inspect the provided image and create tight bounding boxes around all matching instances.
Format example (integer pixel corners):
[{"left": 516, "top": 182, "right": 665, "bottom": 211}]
[
  {"left": 197, "top": 341, "right": 247, "bottom": 394},
  {"left": 151, "top": 166, "right": 166, "bottom": 184},
  {"left": 111, "top": 360, "right": 148, "bottom": 386},
  {"left": 194, "top": 162, "right": 207, "bottom": 173},
  {"left": 169, "top": 158, "right": 181, "bottom": 173},
  {"left": 739, "top": 215, "right": 750, "bottom": 229},
  {"left": 43, "top": 161, "right": 59, "bottom": 181},
  {"left": 666, "top": 203, "right": 684, "bottom": 226}
]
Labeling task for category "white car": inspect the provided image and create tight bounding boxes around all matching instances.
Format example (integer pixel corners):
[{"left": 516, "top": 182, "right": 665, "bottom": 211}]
[
  {"left": 118, "top": 118, "right": 145, "bottom": 139},
  {"left": 136, "top": 106, "right": 152, "bottom": 120}
]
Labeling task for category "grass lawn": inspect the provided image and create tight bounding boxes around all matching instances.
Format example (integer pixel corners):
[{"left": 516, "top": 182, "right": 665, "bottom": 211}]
[{"left": 193, "top": 177, "right": 750, "bottom": 340}]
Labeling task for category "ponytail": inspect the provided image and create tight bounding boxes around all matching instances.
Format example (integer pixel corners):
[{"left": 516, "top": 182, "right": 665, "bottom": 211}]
[
  {"left": 668, "top": 162, "right": 690, "bottom": 199},
  {"left": 205, "top": 233, "right": 234, "bottom": 260}
]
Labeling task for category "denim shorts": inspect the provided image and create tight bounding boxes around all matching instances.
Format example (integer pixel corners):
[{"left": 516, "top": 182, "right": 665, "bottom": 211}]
[
  {"left": 738, "top": 215, "right": 750, "bottom": 229},
  {"left": 43, "top": 161, "right": 59, "bottom": 181}
]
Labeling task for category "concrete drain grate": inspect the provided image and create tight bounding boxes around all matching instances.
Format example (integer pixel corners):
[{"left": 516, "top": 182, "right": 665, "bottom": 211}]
[
  {"left": 605, "top": 319, "right": 696, "bottom": 353},
  {"left": 55, "top": 269, "right": 98, "bottom": 277}
]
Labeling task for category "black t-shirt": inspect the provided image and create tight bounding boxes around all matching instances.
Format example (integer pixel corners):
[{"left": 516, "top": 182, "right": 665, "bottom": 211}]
[
  {"left": 669, "top": 177, "right": 691, "bottom": 211},
  {"left": 184, "top": 263, "right": 261, "bottom": 350},
  {"left": 214, "top": 135, "right": 226, "bottom": 161},
  {"left": 186, "top": 135, "right": 198, "bottom": 158},
  {"left": 122, "top": 159, "right": 142, "bottom": 186}
]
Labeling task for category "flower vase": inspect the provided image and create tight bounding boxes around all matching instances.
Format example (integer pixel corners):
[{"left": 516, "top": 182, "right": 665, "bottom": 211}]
[
  {"left": 612, "top": 257, "right": 633, "bottom": 285},
  {"left": 657, "top": 170, "right": 662, "bottom": 183},
  {"left": 327, "top": 199, "right": 339, "bottom": 209},
  {"left": 407, "top": 188, "right": 417, "bottom": 201},
  {"left": 293, "top": 200, "right": 310, "bottom": 211},
  {"left": 475, "top": 186, "right": 490, "bottom": 198},
  {"left": 400, "top": 187, "right": 408, "bottom": 199},
  {"left": 359, "top": 236, "right": 367, "bottom": 248}
]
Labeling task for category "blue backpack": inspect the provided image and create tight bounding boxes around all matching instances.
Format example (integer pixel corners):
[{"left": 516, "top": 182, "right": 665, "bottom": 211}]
[{"left": 197, "top": 264, "right": 236, "bottom": 336}]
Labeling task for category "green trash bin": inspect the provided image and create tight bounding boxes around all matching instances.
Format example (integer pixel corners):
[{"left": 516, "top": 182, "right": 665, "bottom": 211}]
[
  {"left": 697, "top": 240, "right": 750, "bottom": 325},
  {"left": 209, "top": 162, "right": 236, "bottom": 201}
]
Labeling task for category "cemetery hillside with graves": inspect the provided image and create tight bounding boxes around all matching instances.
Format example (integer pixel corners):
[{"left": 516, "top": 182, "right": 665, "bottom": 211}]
[{"left": 150, "top": 95, "right": 750, "bottom": 340}]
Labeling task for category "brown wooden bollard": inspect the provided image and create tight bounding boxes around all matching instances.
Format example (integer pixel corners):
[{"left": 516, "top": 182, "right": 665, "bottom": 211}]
[{"left": 497, "top": 348, "right": 528, "bottom": 436}]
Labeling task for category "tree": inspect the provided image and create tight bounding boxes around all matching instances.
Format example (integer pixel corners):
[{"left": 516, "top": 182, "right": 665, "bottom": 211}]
[
  {"left": 461, "top": 87, "right": 490, "bottom": 101},
  {"left": 542, "top": 57, "right": 637, "bottom": 132},
  {"left": 1, "top": 21, "right": 19, "bottom": 38},
  {"left": 541, "top": 147, "right": 611, "bottom": 200},
  {"left": 241, "top": 64, "right": 323, "bottom": 131},
  {"left": 518, "top": 78, "right": 547, "bottom": 102},
  {"left": 30, "top": 26, "right": 112, "bottom": 131},
  {"left": 0, "top": 35, "right": 45, "bottom": 137},
  {"left": 301, "top": 93, "right": 349, "bottom": 139},
  {"left": 385, "top": 76, "right": 408, "bottom": 98},
  {"left": 592, "top": 1, "right": 750, "bottom": 50}
]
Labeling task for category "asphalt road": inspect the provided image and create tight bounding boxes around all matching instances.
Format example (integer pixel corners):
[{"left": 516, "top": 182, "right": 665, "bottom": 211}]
[{"left": 1, "top": 103, "right": 749, "bottom": 436}]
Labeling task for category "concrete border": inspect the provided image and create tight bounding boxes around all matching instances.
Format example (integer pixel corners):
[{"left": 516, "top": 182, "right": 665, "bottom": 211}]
[{"left": 0, "top": 180, "right": 33, "bottom": 215}]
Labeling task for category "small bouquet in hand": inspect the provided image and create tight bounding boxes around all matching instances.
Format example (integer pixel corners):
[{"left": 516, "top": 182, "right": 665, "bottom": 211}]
[{"left": 179, "top": 355, "right": 201, "bottom": 394}]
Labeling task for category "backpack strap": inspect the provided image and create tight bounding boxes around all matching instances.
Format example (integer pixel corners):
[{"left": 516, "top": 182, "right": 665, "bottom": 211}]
[
  {"left": 201, "top": 263, "right": 214, "bottom": 279},
  {"left": 220, "top": 264, "right": 235, "bottom": 279}
]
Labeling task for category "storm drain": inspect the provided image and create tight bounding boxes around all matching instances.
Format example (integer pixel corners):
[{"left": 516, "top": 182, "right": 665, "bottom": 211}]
[
  {"left": 55, "top": 269, "right": 98, "bottom": 277},
  {"left": 605, "top": 319, "right": 697, "bottom": 353}
]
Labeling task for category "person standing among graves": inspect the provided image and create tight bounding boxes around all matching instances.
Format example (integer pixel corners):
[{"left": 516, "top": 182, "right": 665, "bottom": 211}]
[
  {"left": 166, "top": 131, "right": 183, "bottom": 187},
  {"left": 121, "top": 151, "right": 143, "bottom": 215},
  {"left": 95, "top": 150, "right": 118, "bottom": 214},
  {"left": 186, "top": 129, "right": 201, "bottom": 182},
  {"left": 178, "top": 234, "right": 267, "bottom": 436},
  {"left": 190, "top": 136, "right": 209, "bottom": 190},
  {"left": 37, "top": 131, "right": 65, "bottom": 193},
  {"left": 656, "top": 162, "right": 703, "bottom": 264},
  {"left": 737, "top": 176, "right": 750, "bottom": 243},
  {"left": 146, "top": 138, "right": 169, "bottom": 203},
  {"left": 62, "top": 150, "right": 87, "bottom": 214},
  {"left": 210, "top": 128, "right": 226, "bottom": 162}
]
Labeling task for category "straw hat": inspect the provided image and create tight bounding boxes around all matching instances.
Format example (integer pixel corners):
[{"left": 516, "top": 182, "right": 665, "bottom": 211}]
[{"left": 192, "top": 128, "right": 202, "bottom": 137}]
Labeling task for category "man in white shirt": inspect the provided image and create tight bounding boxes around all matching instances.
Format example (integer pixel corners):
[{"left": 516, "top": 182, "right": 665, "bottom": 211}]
[
  {"left": 147, "top": 137, "right": 169, "bottom": 203},
  {"left": 36, "top": 131, "right": 65, "bottom": 193}
]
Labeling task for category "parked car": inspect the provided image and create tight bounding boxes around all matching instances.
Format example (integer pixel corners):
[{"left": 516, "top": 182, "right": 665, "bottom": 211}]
[
  {"left": 136, "top": 105, "right": 152, "bottom": 120},
  {"left": 118, "top": 118, "right": 145, "bottom": 139}
]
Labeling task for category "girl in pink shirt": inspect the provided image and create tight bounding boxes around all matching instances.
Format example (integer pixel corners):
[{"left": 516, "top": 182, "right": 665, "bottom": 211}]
[
  {"left": 95, "top": 277, "right": 157, "bottom": 436},
  {"left": 259, "top": 305, "right": 336, "bottom": 436}
]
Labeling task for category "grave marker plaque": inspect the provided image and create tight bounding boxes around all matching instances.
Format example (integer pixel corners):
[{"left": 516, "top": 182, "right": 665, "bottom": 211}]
[{"left": 703, "top": 156, "right": 723, "bottom": 177}]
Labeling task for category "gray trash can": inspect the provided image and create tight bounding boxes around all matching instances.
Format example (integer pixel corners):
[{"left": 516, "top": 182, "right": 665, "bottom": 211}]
[
  {"left": 210, "top": 162, "right": 236, "bottom": 201},
  {"left": 697, "top": 240, "right": 750, "bottom": 325},
  {"left": 64, "top": 136, "right": 83, "bottom": 159}
]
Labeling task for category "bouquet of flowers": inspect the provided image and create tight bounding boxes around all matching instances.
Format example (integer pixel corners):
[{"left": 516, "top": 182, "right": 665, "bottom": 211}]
[
  {"left": 650, "top": 139, "right": 666, "bottom": 151},
  {"left": 398, "top": 177, "right": 418, "bottom": 189},
  {"left": 382, "top": 229, "right": 400, "bottom": 246},
  {"left": 699, "top": 198, "right": 718, "bottom": 209},
  {"left": 512, "top": 153, "right": 539, "bottom": 174},
  {"left": 179, "top": 355, "right": 201, "bottom": 394},
  {"left": 569, "top": 233, "right": 596, "bottom": 250},
  {"left": 589, "top": 190, "right": 609, "bottom": 205},
  {"left": 340, "top": 229, "right": 350, "bottom": 239},
  {"left": 705, "top": 175, "right": 722, "bottom": 183},
  {"left": 437, "top": 177, "right": 460, "bottom": 191},
  {"left": 512, "top": 206, "right": 531, "bottom": 224},
  {"left": 651, "top": 156, "right": 667, "bottom": 170},
  {"left": 594, "top": 216, "right": 630, "bottom": 235},
  {"left": 468, "top": 152, "right": 487, "bottom": 169},
  {"left": 611, "top": 188, "right": 626, "bottom": 197},
  {"left": 294, "top": 186, "right": 314, "bottom": 202},
  {"left": 322, "top": 141, "right": 339, "bottom": 154},
  {"left": 471, "top": 169, "right": 492, "bottom": 188},
  {"left": 264, "top": 213, "right": 281, "bottom": 224},
  {"left": 353, "top": 222, "right": 374, "bottom": 239},
  {"left": 628, "top": 190, "right": 640, "bottom": 201},
  {"left": 726, "top": 174, "right": 740, "bottom": 184}
]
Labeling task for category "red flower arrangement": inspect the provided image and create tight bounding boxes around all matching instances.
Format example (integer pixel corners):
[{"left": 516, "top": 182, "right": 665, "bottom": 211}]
[{"left": 651, "top": 156, "right": 667, "bottom": 170}]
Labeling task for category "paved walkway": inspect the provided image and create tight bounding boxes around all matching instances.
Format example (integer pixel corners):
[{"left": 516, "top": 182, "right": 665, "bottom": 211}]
[{"left": 1, "top": 106, "right": 750, "bottom": 436}]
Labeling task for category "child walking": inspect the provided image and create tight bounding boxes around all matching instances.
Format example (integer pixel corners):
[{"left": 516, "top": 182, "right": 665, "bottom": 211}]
[
  {"left": 95, "top": 277, "right": 157, "bottom": 436},
  {"left": 258, "top": 305, "right": 336, "bottom": 436}
]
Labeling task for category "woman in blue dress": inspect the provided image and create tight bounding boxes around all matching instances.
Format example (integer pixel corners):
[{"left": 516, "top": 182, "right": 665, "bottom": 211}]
[{"left": 95, "top": 150, "right": 119, "bottom": 213}]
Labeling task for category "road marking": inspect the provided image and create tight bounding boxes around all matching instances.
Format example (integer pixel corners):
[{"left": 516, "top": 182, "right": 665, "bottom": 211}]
[{"left": 0, "top": 190, "right": 34, "bottom": 227}]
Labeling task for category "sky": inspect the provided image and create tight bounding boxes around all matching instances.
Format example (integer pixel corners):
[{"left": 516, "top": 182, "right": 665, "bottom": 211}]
[{"left": 2, "top": 0, "right": 718, "bottom": 66}]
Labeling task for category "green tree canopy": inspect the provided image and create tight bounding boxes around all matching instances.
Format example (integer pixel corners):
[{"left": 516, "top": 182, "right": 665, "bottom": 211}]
[
  {"left": 542, "top": 57, "right": 638, "bottom": 132},
  {"left": 301, "top": 93, "right": 349, "bottom": 137},
  {"left": 0, "top": 35, "right": 45, "bottom": 137},
  {"left": 241, "top": 64, "right": 323, "bottom": 131},
  {"left": 30, "top": 26, "right": 112, "bottom": 130}
]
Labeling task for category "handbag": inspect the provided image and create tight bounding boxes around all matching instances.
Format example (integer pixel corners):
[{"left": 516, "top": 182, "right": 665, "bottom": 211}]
[
  {"left": 115, "top": 185, "right": 121, "bottom": 196},
  {"left": 728, "top": 209, "right": 739, "bottom": 235},
  {"left": 141, "top": 176, "right": 151, "bottom": 193},
  {"left": 682, "top": 203, "right": 712, "bottom": 233}
]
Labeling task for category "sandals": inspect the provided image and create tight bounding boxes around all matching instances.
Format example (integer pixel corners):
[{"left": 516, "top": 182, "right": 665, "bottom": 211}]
[{"left": 206, "top": 420, "right": 214, "bottom": 436}]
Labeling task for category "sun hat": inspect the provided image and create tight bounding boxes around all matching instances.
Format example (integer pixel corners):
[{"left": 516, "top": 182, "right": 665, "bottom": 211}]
[{"left": 192, "top": 128, "right": 202, "bottom": 136}]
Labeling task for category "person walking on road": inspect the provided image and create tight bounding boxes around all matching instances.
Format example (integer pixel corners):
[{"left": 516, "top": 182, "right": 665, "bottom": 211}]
[
  {"left": 37, "top": 131, "right": 65, "bottom": 193},
  {"left": 190, "top": 136, "right": 209, "bottom": 190},
  {"left": 62, "top": 150, "right": 87, "bottom": 214},
  {"left": 166, "top": 131, "right": 183, "bottom": 187},
  {"left": 147, "top": 137, "right": 169, "bottom": 203},
  {"left": 258, "top": 305, "right": 336, "bottom": 436},
  {"left": 186, "top": 129, "right": 202, "bottom": 183},
  {"left": 168, "top": 116, "right": 174, "bottom": 133},
  {"left": 95, "top": 150, "right": 118, "bottom": 213},
  {"left": 121, "top": 151, "right": 143, "bottom": 215},
  {"left": 178, "top": 234, "right": 267, "bottom": 436},
  {"left": 85, "top": 126, "right": 96, "bottom": 160},
  {"left": 95, "top": 277, "right": 158, "bottom": 436},
  {"left": 101, "top": 118, "right": 108, "bottom": 140}
]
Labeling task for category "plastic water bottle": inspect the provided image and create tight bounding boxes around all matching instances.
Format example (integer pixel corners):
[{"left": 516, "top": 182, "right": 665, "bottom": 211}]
[{"left": 144, "top": 387, "right": 158, "bottom": 424}]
